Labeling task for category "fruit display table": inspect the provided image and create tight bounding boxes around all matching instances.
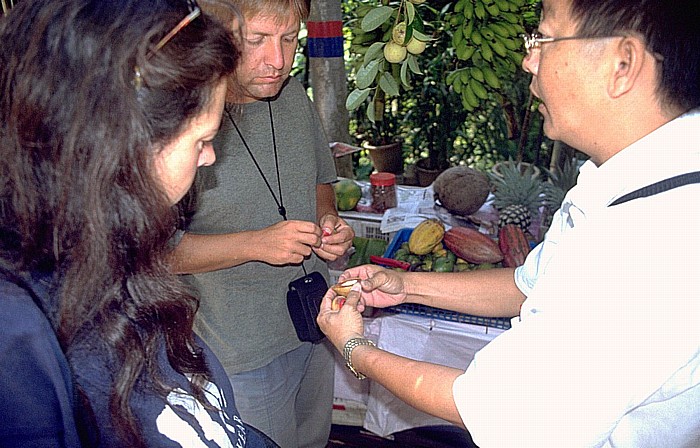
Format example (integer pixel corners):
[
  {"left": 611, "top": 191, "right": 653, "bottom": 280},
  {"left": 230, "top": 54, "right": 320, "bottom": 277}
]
[{"left": 332, "top": 311, "right": 507, "bottom": 437}]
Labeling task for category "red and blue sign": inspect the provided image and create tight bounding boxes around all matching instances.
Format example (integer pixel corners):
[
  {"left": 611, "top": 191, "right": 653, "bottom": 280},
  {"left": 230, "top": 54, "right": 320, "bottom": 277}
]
[{"left": 307, "top": 21, "right": 343, "bottom": 58}]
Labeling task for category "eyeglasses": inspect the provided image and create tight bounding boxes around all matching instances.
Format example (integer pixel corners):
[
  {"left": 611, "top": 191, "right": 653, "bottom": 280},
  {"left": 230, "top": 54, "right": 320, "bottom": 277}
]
[
  {"left": 521, "top": 31, "right": 665, "bottom": 63},
  {"left": 134, "top": 0, "right": 201, "bottom": 90},
  {"left": 521, "top": 32, "right": 617, "bottom": 56},
  {"left": 151, "top": 0, "right": 201, "bottom": 56}
]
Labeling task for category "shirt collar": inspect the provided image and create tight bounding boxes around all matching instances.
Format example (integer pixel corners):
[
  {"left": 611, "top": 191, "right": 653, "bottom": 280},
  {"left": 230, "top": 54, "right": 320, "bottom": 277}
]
[{"left": 570, "top": 108, "right": 700, "bottom": 208}]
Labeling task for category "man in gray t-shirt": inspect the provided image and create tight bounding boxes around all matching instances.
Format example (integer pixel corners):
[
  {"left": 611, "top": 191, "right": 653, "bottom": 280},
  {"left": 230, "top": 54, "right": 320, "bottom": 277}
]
[{"left": 169, "top": 1, "right": 354, "bottom": 447}]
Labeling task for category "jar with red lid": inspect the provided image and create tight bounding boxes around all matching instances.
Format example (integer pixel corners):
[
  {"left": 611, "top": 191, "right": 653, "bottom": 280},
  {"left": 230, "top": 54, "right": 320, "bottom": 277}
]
[{"left": 369, "top": 172, "right": 397, "bottom": 213}]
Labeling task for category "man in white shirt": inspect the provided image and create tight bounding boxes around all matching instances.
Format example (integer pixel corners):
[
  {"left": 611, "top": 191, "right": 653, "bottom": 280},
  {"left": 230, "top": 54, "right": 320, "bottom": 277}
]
[{"left": 318, "top": 0, "right": 700, "bottom": 446}]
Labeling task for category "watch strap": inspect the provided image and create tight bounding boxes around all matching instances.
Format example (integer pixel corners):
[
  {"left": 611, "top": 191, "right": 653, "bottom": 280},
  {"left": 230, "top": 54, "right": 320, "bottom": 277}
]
[{"left": 343, "top": 337, "right": 376, "bottom": 380}]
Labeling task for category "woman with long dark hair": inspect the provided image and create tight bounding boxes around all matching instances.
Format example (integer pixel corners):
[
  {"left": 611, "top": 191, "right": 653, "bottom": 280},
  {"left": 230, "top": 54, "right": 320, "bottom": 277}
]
[{"left": 0, "top": 0, "right": 274, "bottom": 446}]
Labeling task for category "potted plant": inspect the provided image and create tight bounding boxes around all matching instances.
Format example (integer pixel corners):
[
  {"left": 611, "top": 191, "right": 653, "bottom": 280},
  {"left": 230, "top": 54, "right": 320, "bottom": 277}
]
[
  {"left": 344, "top": 0, "right": 433, "bottom": 173},
  {"left": 405, "top": 7, "right": 470, "bottom": 185}
]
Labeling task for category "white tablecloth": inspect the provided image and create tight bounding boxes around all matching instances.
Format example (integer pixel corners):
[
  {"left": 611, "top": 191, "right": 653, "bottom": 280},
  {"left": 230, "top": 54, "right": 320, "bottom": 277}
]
[{"left": 333, "top": 312, "right": 504, "bottom": 437}]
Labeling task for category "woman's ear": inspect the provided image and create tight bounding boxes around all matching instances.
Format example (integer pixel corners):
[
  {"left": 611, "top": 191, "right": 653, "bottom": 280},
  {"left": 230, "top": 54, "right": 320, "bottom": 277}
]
[{"left": 608, "top": 36, "right": 646, "bottom": 99}]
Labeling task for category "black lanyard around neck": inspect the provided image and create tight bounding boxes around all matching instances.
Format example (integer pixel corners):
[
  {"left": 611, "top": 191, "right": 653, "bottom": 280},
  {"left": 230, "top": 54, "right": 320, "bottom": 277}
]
[
  {"left": 225, "top": 100, "right": 287, "bottom": 220},
  {"left": 224, "top": 101, "right": 310, "bottom": 275}
]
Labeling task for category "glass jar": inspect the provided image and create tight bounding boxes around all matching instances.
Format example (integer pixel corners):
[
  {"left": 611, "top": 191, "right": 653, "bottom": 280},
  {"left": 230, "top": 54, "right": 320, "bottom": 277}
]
[{"left": 370, "top": 172, "right": 397, "bottom": 213}]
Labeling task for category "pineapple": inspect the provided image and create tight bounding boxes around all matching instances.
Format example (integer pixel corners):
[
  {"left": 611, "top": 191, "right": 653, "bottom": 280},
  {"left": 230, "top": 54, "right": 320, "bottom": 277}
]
[
  {"left": 542, "top": 156, "right": 581, "bottom": 212},
  {"left": 488, "top": 159, "right": 544, "bottom": 232},
  {"left": 498, "top": 204, "right": 532, "bottom": 230},
  {"left": 540, "top": 156, "right": 582, "bottom": 230}
]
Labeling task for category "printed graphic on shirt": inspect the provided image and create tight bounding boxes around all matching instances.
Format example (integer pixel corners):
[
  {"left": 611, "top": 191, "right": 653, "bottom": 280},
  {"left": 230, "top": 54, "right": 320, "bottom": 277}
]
[{"left": 157, "top": 381, "right": 246, "bottom": 448}]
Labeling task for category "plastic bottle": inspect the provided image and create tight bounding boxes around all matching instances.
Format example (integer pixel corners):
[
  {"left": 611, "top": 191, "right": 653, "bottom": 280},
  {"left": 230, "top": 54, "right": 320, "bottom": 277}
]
[{"left": 370, "top": 172, "right": 397, "bottom": 213}]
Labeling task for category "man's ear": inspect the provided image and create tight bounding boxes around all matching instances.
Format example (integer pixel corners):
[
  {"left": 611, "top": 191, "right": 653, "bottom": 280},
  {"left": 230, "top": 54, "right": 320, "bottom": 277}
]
[{"left": 608, "top": 36, "right": 646, "bottom": 98}]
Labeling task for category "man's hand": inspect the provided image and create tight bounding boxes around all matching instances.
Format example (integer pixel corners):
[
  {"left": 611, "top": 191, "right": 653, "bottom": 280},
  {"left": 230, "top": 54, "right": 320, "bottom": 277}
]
[
  {"left": 313, "top": 214, "right": 354, "bottom": 261},
  {"left": 336, "top": 264, "right": 408, "bottom": 312},
  {"left": 317, "top": 283, "right": 366, "bottom": 353},
  {"left": 252, "top": 220, "right": 322, "bottom": 265}
]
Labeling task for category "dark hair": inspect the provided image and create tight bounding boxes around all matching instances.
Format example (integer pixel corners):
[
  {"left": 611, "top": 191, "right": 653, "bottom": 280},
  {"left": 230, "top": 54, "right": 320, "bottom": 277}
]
[
  {"left": 569, "top": 0, "right": 700, "bottom": 111},
  {"left": 0, "top": 0, "right": 239, "bottom": 445}
]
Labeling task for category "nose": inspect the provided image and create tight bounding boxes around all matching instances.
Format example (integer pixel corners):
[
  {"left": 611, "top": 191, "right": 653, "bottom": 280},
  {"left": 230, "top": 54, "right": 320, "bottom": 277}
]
[
  {"left": 521, "top": 50, "right": 538, "bottom": 75},
  {"left": 264, "top": 39, "right": 286, "bottom": 71},
  {"left": 199, "top": 144, "right": 216, "bottom": 167}
]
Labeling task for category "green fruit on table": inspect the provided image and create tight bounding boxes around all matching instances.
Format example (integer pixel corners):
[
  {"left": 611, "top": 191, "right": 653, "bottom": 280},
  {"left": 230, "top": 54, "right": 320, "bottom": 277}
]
[
  {"left": 334, "top": 179, "right": 362, "bottom": 211},
  {"left": 433, "top": 256, "right": 455, "bottom": 272}
]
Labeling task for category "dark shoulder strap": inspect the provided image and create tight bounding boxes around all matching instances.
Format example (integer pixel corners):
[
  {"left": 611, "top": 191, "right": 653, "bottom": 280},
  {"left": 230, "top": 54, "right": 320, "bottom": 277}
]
[{"left": 609, "top": 171, "right": 700, "bottom": 206}]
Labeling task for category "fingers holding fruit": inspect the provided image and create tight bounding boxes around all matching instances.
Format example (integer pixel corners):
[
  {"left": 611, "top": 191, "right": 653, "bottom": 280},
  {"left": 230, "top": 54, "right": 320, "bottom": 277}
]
[
  {"left": 316, "top": 215, "right": 355, "bottom": 261},
  {"left": 317, "top": 282, "right": 366, "bottom": 351},
  {"left": 331, "top": 278, "right": 361, "bottom": 311}
]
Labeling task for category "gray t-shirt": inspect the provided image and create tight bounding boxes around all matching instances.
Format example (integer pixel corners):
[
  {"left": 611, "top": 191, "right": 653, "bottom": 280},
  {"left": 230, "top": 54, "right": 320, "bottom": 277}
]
[{"left": 184, "top": 77, "right": 337, "bottom": 374}]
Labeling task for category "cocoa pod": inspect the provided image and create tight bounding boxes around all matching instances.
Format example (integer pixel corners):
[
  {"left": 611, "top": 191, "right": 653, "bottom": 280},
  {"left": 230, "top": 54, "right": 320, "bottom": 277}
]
[
  {"left": 408, "top": 218, "right": 445, "bottom": 255},
  {"left": 498, "top": 224, "right": 531, "bottom": 268},
  {"left": 443, "top": 226, "right": 503, "bottom": 264}
]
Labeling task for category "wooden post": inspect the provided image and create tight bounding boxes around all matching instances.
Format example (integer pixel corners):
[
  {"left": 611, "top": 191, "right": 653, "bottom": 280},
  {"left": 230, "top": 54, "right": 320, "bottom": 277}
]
[{"left": 307, "top": 0, "right": 354, "bottom": 179}]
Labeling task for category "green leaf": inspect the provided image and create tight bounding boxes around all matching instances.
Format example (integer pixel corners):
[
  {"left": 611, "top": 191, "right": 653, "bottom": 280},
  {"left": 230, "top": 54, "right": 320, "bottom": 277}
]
[
  {"left": 412, "top": 11, "right": 425, "bottom": 33},
  {"left": 406, "top": 2, "right": 415, "bottom": 24},
  {"left": 366, "top": 100, "right": 376, "bottom": 123},
  {"left": 403, "top": 23, "right": 414, "bottom": 45},
  {"left": 400, "top": 59, "right": 409, "bottom": 88},
  {"left": 446, "top": 70, "right": 460, "bottom": 85},
  {"left": 453, "top": 27, "right": 464, "bottom": 47},
  {"left": 364, "top": 42, "right": 385, "bottom": 63},
  {"left": 356, "top": 59, "right": 381, "bottom": 89},
  {"left": 456, "top": 44, "right": 475, "bottom": 60},
  {"left": 407, "top": 53, "right": 421, "bottom": 75},
  {"left": 453, "top": 76, "right": 463, "bottom": 93},
  {"left": 346, "top": 88, "right": 371, "bottom": 110},
  {"left": 378, "top": 71, "right": 400, "bottom": 97},
  {"left": 361, "top": 6, "right": 394, "bottom": 32},
  {"left": 412, "top": 30, "right": 431, "bottom": 41}
]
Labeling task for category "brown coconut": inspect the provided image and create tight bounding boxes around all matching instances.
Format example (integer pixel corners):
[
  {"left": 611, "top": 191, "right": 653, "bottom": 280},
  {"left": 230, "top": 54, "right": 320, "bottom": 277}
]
[{"left": 433, "top": 166, "right": 490, "bottom": 217}]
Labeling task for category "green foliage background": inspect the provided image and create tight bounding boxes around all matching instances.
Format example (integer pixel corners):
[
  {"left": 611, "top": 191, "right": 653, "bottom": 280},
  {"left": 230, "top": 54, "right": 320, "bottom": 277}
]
[{"left": 339, "top": 0, "right": 555, "bottom": 180}]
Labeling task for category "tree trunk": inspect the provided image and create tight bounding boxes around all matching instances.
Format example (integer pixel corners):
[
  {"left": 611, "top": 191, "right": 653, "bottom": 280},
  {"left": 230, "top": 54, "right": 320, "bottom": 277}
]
[{"left": 308, "top": 0, "right": 354, "bottom": 179}]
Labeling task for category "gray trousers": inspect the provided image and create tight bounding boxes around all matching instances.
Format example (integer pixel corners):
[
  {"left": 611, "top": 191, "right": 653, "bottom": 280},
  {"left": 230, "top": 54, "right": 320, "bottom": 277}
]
[{"left": 228, "top": 340, "right": 335, "bottom": 448}]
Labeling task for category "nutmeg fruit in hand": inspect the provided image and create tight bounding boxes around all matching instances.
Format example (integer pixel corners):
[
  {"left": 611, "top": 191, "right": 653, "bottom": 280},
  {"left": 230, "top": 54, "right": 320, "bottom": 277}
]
[
  {"left": 331, "top": 278, "right": 360, "bottom": 297},
  {"left": 331, "top": 297, "right": 347, "bottom": 311}
]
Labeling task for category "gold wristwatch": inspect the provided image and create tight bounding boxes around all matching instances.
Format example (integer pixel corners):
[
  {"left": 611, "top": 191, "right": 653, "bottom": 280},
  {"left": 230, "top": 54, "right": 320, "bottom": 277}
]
[{"left": 343, "top": 337, "right": 376, "bottom": 380}]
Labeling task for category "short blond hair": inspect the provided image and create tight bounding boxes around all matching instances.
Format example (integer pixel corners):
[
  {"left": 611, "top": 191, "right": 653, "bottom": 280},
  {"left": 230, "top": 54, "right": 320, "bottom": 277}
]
[{"left": 205, "top": 0, "right": 309, "bottom": 24}]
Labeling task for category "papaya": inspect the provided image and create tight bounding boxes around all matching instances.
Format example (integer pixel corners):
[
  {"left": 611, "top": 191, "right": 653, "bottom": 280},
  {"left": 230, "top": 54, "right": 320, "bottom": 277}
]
[{"left": 334, "top": 179, "right": 362, "bottom": 211}]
